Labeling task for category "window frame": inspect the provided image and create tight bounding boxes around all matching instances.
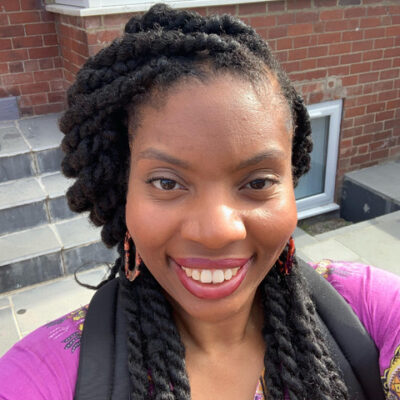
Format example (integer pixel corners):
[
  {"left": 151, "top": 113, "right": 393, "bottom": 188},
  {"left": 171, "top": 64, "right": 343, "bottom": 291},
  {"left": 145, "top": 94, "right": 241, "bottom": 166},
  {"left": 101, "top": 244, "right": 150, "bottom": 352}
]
[{"left": 296, "top": 99, "right": 343, "bottom": 220}]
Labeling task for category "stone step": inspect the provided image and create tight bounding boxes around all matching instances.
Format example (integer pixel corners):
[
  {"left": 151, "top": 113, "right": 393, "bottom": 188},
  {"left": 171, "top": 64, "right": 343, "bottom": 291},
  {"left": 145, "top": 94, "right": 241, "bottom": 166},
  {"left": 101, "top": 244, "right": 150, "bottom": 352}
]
[
  {"left": 0, "top": 114, "right": 63, "bottom": 183},
  {"left": 341, "top": 161, "right": 400, "bottom": 223},
  {"left": 0, "top": 172, "right": 74, "bottom": 236},
  {"left": 0, "top": 215, "right": 118, "bottom": 293}
]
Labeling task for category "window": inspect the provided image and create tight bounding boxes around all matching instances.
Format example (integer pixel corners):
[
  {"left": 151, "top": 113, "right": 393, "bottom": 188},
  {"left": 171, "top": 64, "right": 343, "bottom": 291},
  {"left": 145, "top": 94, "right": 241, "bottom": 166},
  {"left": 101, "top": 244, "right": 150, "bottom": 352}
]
[
  {"left": 51, "top": 0, "right": 269, "bottom": 13},
  {"left": 295, "top": 100, "right": 342, "bottom": 219}
]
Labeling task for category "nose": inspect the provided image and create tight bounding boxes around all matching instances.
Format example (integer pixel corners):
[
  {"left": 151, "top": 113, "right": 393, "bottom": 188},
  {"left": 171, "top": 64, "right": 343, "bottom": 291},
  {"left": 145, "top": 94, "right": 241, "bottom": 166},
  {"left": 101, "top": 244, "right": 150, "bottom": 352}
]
[{"left": 180, "top": 198, "right": 247, "bottom": 249}]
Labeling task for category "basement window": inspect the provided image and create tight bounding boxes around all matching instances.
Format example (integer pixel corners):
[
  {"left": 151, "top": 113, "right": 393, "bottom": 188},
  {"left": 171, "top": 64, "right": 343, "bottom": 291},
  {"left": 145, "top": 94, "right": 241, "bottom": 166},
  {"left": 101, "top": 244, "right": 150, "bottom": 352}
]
[{"left": 296, "top": 99, "right": 342, "bottom": 219}]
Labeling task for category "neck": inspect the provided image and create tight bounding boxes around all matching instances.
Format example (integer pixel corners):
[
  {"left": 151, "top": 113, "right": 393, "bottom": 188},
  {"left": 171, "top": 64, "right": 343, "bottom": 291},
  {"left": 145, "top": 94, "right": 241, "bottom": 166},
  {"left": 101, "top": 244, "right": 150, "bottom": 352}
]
[{"left": 171, "top": 291, "right": 263, "bottom": 355}]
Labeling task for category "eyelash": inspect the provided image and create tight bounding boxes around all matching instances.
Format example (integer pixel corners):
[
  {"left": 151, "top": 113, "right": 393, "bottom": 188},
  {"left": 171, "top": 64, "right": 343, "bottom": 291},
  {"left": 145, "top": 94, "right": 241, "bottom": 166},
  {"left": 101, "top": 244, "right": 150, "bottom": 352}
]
[{"left": 146, "top": 177, "right": 276, "bottom": 191}]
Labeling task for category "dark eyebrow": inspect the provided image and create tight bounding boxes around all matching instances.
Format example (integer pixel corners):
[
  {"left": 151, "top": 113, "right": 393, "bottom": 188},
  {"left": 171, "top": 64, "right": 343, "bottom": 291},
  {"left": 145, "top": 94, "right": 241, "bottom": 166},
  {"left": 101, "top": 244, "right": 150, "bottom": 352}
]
[
  {"left": 136, "top": 148, "right": 191, "bottom": 169},
  {"left": 136, "top": 148, "right": 285, "bottom": 171},
  {"left": 234, "top": 149, "right": 286, "bottom": 171}
]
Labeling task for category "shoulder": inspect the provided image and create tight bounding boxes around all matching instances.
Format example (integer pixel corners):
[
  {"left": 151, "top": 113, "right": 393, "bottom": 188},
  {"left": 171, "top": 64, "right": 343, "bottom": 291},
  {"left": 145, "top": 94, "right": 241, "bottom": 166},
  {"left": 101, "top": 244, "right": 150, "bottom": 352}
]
[
  {"left": 311, "top": 260, "right": 400, "bottom": 399},
  {"left": 0, "top": 305, "right": 88, "bottom": 400}
]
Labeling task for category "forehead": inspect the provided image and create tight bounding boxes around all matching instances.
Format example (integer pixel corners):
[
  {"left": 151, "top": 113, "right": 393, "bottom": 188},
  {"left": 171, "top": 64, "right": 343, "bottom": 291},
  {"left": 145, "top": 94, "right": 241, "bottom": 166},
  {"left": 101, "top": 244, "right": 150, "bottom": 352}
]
[{"left": 129, "top": 74, "right": 292, "bottom": 161}]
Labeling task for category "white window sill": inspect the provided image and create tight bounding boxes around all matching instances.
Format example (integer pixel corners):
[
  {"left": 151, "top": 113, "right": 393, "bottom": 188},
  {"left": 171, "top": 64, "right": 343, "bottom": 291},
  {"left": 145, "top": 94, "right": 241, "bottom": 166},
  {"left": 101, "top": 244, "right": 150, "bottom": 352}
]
[{"left": 46, "top": 0, "right": 269, "bottom": 17}]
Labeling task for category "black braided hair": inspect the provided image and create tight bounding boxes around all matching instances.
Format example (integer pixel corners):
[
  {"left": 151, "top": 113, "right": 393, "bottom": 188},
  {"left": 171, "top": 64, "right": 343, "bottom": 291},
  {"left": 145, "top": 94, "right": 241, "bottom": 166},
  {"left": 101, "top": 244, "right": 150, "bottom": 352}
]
[{"left": 60, "top": 4, "right": 347, "bottom": 399}]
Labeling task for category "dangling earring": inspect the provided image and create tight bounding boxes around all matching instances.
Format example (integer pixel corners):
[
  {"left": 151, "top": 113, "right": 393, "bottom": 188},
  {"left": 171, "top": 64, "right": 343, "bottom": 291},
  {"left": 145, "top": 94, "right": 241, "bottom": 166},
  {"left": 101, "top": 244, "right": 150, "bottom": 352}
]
[
  {"left": 124, "top": 231, "right": 141, "bottom": 282},
  {"left": 277, "top": 237, "right": 295, "bottom": 276}
]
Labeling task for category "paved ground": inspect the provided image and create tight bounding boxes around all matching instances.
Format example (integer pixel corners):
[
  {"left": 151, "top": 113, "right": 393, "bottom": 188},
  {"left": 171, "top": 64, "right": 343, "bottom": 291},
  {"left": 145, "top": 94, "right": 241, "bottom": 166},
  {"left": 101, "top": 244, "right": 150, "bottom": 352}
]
[{"left": 0, "top": 209, "right": 399, "bottom": 357}]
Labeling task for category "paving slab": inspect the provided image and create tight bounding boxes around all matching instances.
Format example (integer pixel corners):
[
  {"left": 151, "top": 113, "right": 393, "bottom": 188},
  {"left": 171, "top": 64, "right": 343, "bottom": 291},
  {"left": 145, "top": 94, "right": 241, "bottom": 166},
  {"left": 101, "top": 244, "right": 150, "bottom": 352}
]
[
  {"left": 18, "top": 113, "right": 63, "bottom": 152},
  {"left": 11, "top": 266, "right": 108, "bottom": 336},
  {"left": 39, "top": 172, "right": 72, "bottom": 198},
  {"left": 0, "top": 307, "right": 20, "bottom": 357},
  {"left": 0, "top": 177, "right": 46, "bottom": 209},
  {"left": 0, "top": 224, "right": 61, "bottom": 265},
  {"left": 55, "top": 215, "right": 101, "bottom": 249},
  {"left": 293, "top": 226, "right": 318, "bottom": 248},
  {"left": 345, "top": 161, "right": 400, "bottom": 202},
  {"left": 0, "top": 296, "right": 10, "bottom": 309},
  {"left": 299, "top": 238, "right": 363, "bottom": 264},
  {"left": 0, "top": 127, "right": 30, "bottom": 157}
]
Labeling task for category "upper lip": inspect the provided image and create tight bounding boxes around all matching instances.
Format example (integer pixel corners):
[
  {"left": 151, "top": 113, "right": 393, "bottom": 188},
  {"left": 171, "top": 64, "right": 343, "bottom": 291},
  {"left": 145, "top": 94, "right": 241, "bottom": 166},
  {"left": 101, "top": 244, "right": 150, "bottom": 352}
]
[{"left": 173, "top": 257, "right": 251, "bottom": 269}]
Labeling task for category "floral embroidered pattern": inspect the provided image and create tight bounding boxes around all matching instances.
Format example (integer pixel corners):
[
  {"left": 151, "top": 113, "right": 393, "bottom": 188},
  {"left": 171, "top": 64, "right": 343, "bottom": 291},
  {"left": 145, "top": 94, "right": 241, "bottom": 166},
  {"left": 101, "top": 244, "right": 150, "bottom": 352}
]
[
  {"left": 382, "top": 344, "right": 400, "bottom": 400},
  {"left": 45, "top": 306, "right": 88, "bottom": 353}
]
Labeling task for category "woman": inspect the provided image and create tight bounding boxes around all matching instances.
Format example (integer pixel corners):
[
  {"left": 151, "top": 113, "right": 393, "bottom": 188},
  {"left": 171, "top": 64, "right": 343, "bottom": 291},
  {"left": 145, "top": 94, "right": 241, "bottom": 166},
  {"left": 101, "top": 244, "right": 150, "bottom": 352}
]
[{"left": 0, "top": 4, "right": 399, "bottom": 400}]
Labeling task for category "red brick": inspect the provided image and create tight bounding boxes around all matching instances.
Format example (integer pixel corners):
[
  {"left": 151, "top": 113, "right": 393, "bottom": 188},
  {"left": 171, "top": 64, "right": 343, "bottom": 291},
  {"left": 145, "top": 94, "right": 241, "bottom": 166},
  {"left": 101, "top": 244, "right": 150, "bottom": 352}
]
[
  {"left": 308, "top": 45, "right": 328, "bottom": 57},
  {"left": 34, "top": 102, "right": 65, "bottom": 115},
  {"left": 0, "top": 63, "right": 8, "bottom": 74},
  {"left": 249, "top": 15, "right": 276, "bottom": 27},
  {"left": 267, "top": 26, "right": 287, "bottom": 39},
  {"left": 380, "top": 69, "right": 399, "bottom": 80},
  {"left": 40, "top": 10, "right": 55, "bottom": 22},
  {"left": 320, "top": 10, "right": 343, "bottom": 20},
  {"left": 352, "top": 40, "right": 374, "bottom": 52},
  {"left": 329, "top": 42, "right": 351, "bottom": 55},
  {"left": 362, "top": 49, "right": 382, "bottom": 61},
  {"left": 325, "top": 20, "right": 346, "bottom": 32},
  {"left": 24, "top": 59, "right": 39, "bottom": 71},
  {"left": 0, "top": 25, "right": 24, "bottom": 38},
  {"left": 341, "top": 53, "right": 362, "bottom": 65},
  {"left": 48, "top": 91, "right": 66, "bottom": 103},
  {"left": 0, "top": 38, "right": 11, "bottom": 50},
  {"left": 43, "top": 34, "right": 58, "bottom": 46},
  {"left": 341, "top": 146, "right": 357, "bottom": 157},
  {"left": 9, "top": 61, "right": 24, "bottom": 73},
  {"left": 384, "top": 48, "right": 400, "bottom": 58},
  {"left": 83, "top": 16, "right": 102, "bottom": 29},
  {"left": 350, "top": 62, "right": 371, "bottom": 74},
  {"left": 277, "top": 38, "right": 292, "bottom": 50},
  {"left": 360, "top": 17, "right": 382, "bottom": 28},
  {"left": 357, "top": 144, "right": 369, "bottom": 154},
  {"left": 364, "top": 27, "right": 384, "bottom": 39},
  {"left": 367, "top": 6, "right": 387, "bottom": 16},
  {"left": 288, "top": 23, "right": 313, "bottom": 36},
  {"left": 328, "top": 65, "right": 349, "bottom": 76},
  {"left": 342, "top": 76, "right": 358, "bottom": 86},
  {"left": 370, "top": 149, "right": 389, "bottom": 161},
  {"left": 373, "top": 81, "right": 394, "bottom": 92},
  {"left": 267, "top": 1, "right": 284, "bottom": 12},
  {"left": 0, "top": 13, "right": 8, "bottom": 25},
  {"left": 375, "top": 110, "right": 395, "bottom": 122},
  {"left": 293, "top": 35, "right": 317, "bottom": 48},
  {"left": 20, "top": 81, "right": 49, "bottom": 94},
  {"left": 344, "top": 7, "right": 366, "bottom": 18},
  {"left": 314, "top": 0, "right": 336, "bottom": 6},
  {"left": 351, "top": 154, "right": 371, "bottom": 166},
  {"left": 317, "top": 32, "right": 341, "bottom": 45},
  {"left": 317, "top": 56, "right": 339, "bottom": 68},
  {"left": 12, "top": 35, "right": 42, "bottom": 48},
  {"left": 357, "top": 94, "right": 377, "bottom": 106},
  {"left": 342, "top": 30, "right": 363, "bottom": 42},
  {"left": 1, "top": 1, "right": 20, "bottom": 11},
  {"left": 345, "top": 106, "right": 366, "bottom": 118},
  {"left": 9, "top": 11, "right": 40, "bottom": 24},
  {"left": 38, "top": 58, "right": 53, "bottom": 69},
  {"left": 287, "top": 0, "right": 311, "bottom": 10},
  {"left": 87, "top": 29, "right": 121, "bottom": 45},
  {"left": 375, "top": 38, "right": 394, "bottom": 49},
  {"left": 369, "top": 140, "right": 386, "bottom": 151},
  {"left": 70, "top": 39, "right": 88, "bottom": 57},
  {"left": 355, "top": 114, "right": 374, "bottom": 126},
  {"left": 34, "top": 69, "right": 63, "bottom": 82},
  {"left": 25, "top": 22, "right": 56, "bottom": 35},
  {"left": 239, "top": 2, "right": 267, "bottom": 15},
  {"left": 378, "top": 90, "right": 397, "bottom": 102},
  {"left": 28, "top": 46, "right": 58, "bottom": 59},
  {"left": 296, "top": 11, "right": 318, "bottom": 23},
  {"left": 387, "top": 26, "right": 400, "bottom": 37},
  {"left": 0, "top": 48, "right": 28, "bottom": 62},
  {"left": 50, "top": 80, "right": 64, "bottom": 91},
  {"left": 387, "top": 99, "right": 400, "bottom": 110},
  {"left": 299, "top": 58, "right": 317, "bottom": 70},
  {"left": 2, "top": 72, "right": 33, "bottom": 85},
  {"left": 288, "top": 48, "right": 308, "bottom": 61},
  {"left": 366, "top": 102, "right": 385, "bottom": 113},
  {"left": 277, "top": 13, "right": 295, "bottom": 25},
  {"left": 346, "top": 85, "right": 363, "bottom": 96},
  {"left": 364, "top": 122, "right": 383, "bottom": 134},
  {"left": 29, "top": 92, "right": 48, "bottom": 105}
]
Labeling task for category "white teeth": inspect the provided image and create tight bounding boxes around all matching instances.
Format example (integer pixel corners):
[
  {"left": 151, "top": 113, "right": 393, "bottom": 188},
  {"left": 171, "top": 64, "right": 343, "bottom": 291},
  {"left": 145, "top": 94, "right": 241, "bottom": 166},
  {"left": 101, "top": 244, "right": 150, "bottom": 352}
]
[
  {"left": 224, "top": 269, "right": 232, "bottom": 280},
  {"left": 181, "top": 266, "right": 240, "bottom": 284},
  {"left": 200, "top": 270, "right": 212, "bottom": 283},
  {"left": 213, "top": 270, "right": 225, "bottom": 283},
  {"left": 191, "top": 269, "right": 200, "bottom": 281}
]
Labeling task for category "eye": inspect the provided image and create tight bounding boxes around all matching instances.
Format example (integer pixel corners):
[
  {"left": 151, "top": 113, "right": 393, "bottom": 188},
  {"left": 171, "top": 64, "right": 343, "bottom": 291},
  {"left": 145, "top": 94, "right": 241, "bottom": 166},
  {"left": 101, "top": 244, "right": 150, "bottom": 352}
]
[
  {"left": 146, "top": 177, "right": 184, "bottom": 191},
  {"left": 243, "top": 178, "right": 274, "bottom": 190}
]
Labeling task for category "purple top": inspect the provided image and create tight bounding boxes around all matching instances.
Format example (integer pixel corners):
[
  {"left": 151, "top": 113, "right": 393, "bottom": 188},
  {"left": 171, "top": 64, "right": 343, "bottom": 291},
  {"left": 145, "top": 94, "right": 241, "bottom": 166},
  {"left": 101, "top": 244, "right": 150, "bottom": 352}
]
[{"left": 1, "top": 261, "right": 399, "bottom": 399}]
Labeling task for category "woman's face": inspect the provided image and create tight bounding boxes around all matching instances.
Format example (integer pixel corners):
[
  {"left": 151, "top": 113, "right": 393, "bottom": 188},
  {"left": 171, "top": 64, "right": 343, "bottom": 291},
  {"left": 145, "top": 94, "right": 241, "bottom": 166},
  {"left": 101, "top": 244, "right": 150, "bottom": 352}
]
[{"left": 126, "top": 74, "right": 297, "bottom": 322}]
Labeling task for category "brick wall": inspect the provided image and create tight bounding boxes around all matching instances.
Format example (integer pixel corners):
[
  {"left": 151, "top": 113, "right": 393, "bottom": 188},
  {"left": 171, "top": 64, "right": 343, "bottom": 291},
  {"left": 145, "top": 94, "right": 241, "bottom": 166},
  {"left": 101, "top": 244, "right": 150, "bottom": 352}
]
[
  {"left": 0, "top": 0, "right": 65, "bottom": 115},
  {"left": 1, "top": 0, "right": 399, "bottom": 189}
]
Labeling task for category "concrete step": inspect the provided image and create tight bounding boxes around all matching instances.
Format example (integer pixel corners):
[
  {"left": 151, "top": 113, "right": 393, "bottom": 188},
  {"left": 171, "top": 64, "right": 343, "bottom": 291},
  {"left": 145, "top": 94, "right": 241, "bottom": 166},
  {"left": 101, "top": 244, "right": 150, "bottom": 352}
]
[
  {"left": 0, "top": 114, "right": 63, "bottom": 183},
  {"left": 341, "top": 160, "right": 400, "bottom": 223},
  {"left": 0, "top": 215, "right": 118, "bottom": 293},
  {"left": 0, "top": 172, "right": 75, "bottom": 236}
]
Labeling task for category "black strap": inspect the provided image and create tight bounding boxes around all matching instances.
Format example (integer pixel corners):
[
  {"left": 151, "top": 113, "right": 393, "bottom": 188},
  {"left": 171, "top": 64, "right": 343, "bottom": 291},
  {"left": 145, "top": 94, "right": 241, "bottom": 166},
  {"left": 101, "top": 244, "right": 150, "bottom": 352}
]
[
  {"left": 76, "top": 267, "right": 385, "bottom": 400},
  {"left": 300, "top": 261, "right": 385, "bottom": 400}
]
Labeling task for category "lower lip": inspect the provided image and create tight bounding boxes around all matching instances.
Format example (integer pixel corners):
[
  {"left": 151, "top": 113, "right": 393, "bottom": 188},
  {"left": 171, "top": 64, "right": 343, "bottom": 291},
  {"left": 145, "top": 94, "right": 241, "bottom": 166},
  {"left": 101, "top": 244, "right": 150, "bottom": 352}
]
[{"left": 170, "top": 257, "right": 253, "bottom": 300}]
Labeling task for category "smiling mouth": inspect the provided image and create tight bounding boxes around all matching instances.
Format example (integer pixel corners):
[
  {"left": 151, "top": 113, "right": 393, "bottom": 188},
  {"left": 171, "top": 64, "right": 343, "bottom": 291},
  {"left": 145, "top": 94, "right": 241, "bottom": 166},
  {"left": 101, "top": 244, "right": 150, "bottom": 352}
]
[{"left": 180, "top": 266, "right": 240, "bottom": 284}]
